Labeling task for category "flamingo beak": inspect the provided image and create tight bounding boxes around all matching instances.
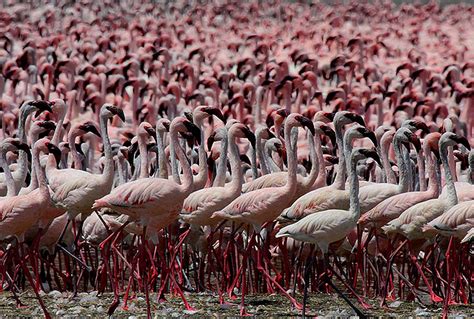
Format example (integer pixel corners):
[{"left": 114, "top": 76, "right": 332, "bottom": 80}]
[
  {"left": 47, "top": 143, "right": 62, "bottom": 165},
  {"left": 205, "top": 107, "right": 226, "bottom": 123}
]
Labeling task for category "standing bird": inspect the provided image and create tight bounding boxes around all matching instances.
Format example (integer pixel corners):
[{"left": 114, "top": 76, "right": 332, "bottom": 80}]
[
  {"left": 277, "top": 148, "right": 380, "bottom": 316},
  {"left": 92, "top": 116, "right": 201, "bottom": 315},
  {"left": 0, "top": 100, "right": 52, "bottom": 196},
  {"left": 181, "top": 122, "right": 255, "bottom": 227},
  {"left": 46, "top": 104, "right": 125, "bottom": 233},
  {"left": 212, "top": 113, "right": 314, "bottom": 315}
]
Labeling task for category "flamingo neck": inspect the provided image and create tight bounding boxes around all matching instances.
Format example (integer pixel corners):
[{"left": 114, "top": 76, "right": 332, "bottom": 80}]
[
  {"left": 425, "top": 150, "right": 439, "bottom": 195},
  {"left": 265, "top": 142, "right": 282, "bottom": 173},
  {"left": 171, "top": 129, "right": 192, "bottom": 193},
  {"left": 256, "top": 130, "right": 269, "bottom": 175},
  {"left": 193, "top": 120, "right": 208, "bottom": 189},
  {"left": 333, "top": 121, "right": 346, "bottom": 190},
  {"left": 156, "top": 131, "right": 168, "bottom": 179},
  {"left": 213, "top": 132, "right": 229, "bottom": 187},
  {"left": 440, "top": 144, "right": 458, "bottom": 208},
  {"left": 314, "top": 132, "right": 327, "bottom": 187},
  {"left": 99, "top": 114, "right": 114, "bottom": 179},
  {"left": 138, "top": 134, "right": 149, "bottom": 179},
  {"left": 381, "top": 134, "right": 397, "bottom": 184},
  {"left": 417, "top": 149, "right": 427, "bottom": 191},
  {"left": 0, "top": 152, "right": 16, "bottom": 197},
  {"left": 347, "top": 154, "right": 360, "bottom": 219},
  {"left": 393, "top": 137, "right": 409, "bottom": 192},
  {"left": 284, "top": 122, "right": 298, "bottom": 195},
  {"left": 303, "top": 130, "right": 318, "bottom": 189},
  {"left": 17, "top": 107, "right": 32, "bottom": 192},
  {"left": 68, "top": 131, "right": 83, "bottom": 170},
  {"left": 227, "top": 131, "right": 243, "bottom": 194},
  {"left": 33, "top": 148, "right": 48, "bottom": 197}
]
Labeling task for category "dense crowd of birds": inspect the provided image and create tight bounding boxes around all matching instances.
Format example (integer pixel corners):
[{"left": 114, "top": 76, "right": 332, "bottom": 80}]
[{"left": 0, "top": 1, "right": 473, "bottom": 318}]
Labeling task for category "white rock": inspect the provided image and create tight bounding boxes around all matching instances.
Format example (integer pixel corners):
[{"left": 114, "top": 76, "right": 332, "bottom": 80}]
[
  {"left": 48, "top": 290, "right": 62, "bottom": 298},
  {"left": 56, "top": 310, "right": 66, "bottom": 316},
  {"left": 389, "top": 300, "right": 402, "bottom": 308}
]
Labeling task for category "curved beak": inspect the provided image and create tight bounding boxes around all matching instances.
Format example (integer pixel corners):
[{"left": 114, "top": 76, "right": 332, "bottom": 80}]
[
  {"left": 84, "top": 124, "right": 101, "bottom": 138},
  {"left": 39, "top": 120, "right": 57, "bottom": 132},
  {"left": 184, "top": 111, "right": 194, "bottom": 123},
  {"left": 453, "top": 135, "right": 471, "bottom": 150},
  {"left": 297, "top": 115, "right": 315, "bottom": 135},
  {"left": 364, "top": 130, "right": 377, "bottom": 147},
  {"left": 183, "top": 120, "right": 201, "bottom": 145},
  {"left": 205, "top": 107, "right": 226, "bottom": 123},
  {"left": 362, "top": 149, "right": 382, "bottom": 167},
  {"left": 47, "top": 143, "right": 62, "bottom": 165},
  {"left": 109, "top": 106, "right": 125, "bottom": 122},
  {"left": 242, "top": 126, "right": 256, "bottom": 149},
  {"left": 145, "top": 127, "right": 157, "bottom": 141},
  {"left": 347, "top": 113, "right": 366, "bottom": 127},
  {"left": 30, "top": 100, "right": 53, "bottom": 113},
  {"left": 414, "top": 121, "right": 430, "bottom": 134},
  {"left": 406, "top": 132, "right": 421, "bottom": 152}
]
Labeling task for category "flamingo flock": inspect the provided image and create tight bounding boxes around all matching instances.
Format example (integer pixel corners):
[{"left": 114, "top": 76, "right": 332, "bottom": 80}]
[{"left": 0, "top": 1, "right": 473, "bottom": 318}]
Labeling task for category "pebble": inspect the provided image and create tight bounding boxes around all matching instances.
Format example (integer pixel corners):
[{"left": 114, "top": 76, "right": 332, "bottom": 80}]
[
  {"left": 415, "top": 307, "right": 432, "bottom": 316},
  {"left": 389, "top": 300, "right": 402, "bottom": 308},
  {"left": 56, "top": 310, "right": 66, "bottom": 316},
  {"left": 48, "top": 290, "right": 62, "bottom": 298},
  {"left": 97, "top": 306, "right": 104, "bottom": 312},
  {"left": 79, "top": 294, "right": 99, "bottom": 303},
  {"left": 128, "top": 316, "right": 137, "bottom": 319}
]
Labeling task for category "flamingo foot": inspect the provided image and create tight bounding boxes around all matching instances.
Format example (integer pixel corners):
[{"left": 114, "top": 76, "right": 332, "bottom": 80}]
[
  {"left": 239, "top": 306, "right": 252, "bottom": 316},
  {"left": 431, "top": 294, "right": 443, "bottom": 303}
]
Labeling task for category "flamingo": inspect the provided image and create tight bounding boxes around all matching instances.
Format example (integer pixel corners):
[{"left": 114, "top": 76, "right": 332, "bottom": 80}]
[
  {"left": 180, "top": 122, "right": 255, "bottom": 227},
  {"left": 46, "top": 104, "right": 125, "bottom": 229},
  {"left": 0, "top": 100, "right": 52, "bottom": 196},
  {"left": 277, "top": 111, "right": 367, "bottom": 223},
  {"left": 92, "top": 116, "right": 201, "bottom": 315},
  {"left": 0, "top": 138, "right": 60, "bottom": 319},
  {"left": 277, "top": 148, "right": 380, "bottom": 316},
  {"left": 210, "top": 113, "right": 315, "bottom": 313}
]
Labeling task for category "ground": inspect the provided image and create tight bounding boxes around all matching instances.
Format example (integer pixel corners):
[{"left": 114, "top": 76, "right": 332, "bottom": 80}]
[{"left": 0, "top": 291, "right": 473, "bottom": 318}]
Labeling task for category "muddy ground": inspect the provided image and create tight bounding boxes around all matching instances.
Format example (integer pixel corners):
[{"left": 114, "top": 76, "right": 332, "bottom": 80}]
[{"left": 0, "top": 290, "right": 473, "bottom": 318}]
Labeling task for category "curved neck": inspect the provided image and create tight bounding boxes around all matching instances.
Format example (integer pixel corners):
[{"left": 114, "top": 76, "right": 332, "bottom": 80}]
[
  {"left": 99, "top": 114, "right": 114, "bottom": 178},
  {"left": 303, "top": 131, "right": 318, "bottom": 188},
  {"left": 256, "top": 132, "right": 269, "bottom": 175},
  {"left": 68, "top": 131, "right": 83, "bottom": 170},
  {"left": 170, "top": 138, "right": 181, "bottom": 184},
  {"left": 138, "top": 135, "right": 149, "bottom": 179},
  {"left": 213, "top": 133, "right": 229, "bottom": 187},
  {"left": 171, "top": 129, "right": 193, "bottom": 193},
  {"left": 393, "top": 137, "right": 409, "bottom": 192},
  {"left": 417, "top": 149, "right": 427, "bottom": 191},
  {"left": 33, "top": 147, "right": 49, "bottom": 195},
  {"left": 314, "top": 133, "right": 327, "bottom": 187},
  {"left": 27, "top": 131, "right": 42, "bottom": 190},
  {"left": 193, "top": 121, "right": 208, "bottom": 189},
  {"left": 347, "top": 154, "right": 360, "bottom": 219},
  {"left": 157, "top": 131, "right": 168, "bottom": 179},
  {"left": 52, "top": 110, "right": 66, "bottom": 145},
  {"left": 265, "top": 144, "right": 282, "bottom": 173},
  {"left": 381, "top": 135, "right": 397, "bottom": 184},
  {"left": 17, "top": 108, "right": 31, "bottom": 188},
  {"left": 440, "top": 144, "right": 458, "bottom": 207},
  {"left": 0, "top": 152, "right": 16, "bottom": 196},
  {"left": 227, "top": 131, "right": 243, "bottom": 194},
  {"left": 333, "top": 122, "right": 346, "bottom": 189},
  {"left": 425, "top": 150, "right": 439, "bottom": 195},
  {"left": 283, "top": 123, "right": 298, "bottom": 194}
]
